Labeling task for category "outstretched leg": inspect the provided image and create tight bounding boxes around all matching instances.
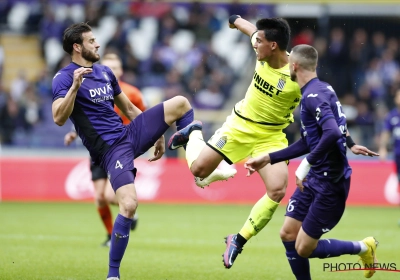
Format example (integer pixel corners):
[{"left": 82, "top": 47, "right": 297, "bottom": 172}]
[
  {"left": 167, "top": 99, "right": 237, "bottom": 187},
  {"left": 223, "top": 161, "right": 288, "bottom": 268}
]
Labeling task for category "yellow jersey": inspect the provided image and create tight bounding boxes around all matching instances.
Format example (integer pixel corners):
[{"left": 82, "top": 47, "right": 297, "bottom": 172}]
[{"left": 234, "top": 33, "right": 301, "bottom": 130}]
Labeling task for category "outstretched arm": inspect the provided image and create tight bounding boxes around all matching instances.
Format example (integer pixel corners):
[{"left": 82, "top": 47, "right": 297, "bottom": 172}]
[
  {"left": 114, "top": 91, "right": 142, "bottom": 121},
  {"left": 244, "top": 138, "right": 309, "bottom": 176},
  {"left": 378, "top": 130, "right": 390, "bottom": 160},
  {"left": 346, "top": 130, "right": 379, "bottom": 157},
  {"left": 229, "top": 15, "right": 257, "bottom": 37}
]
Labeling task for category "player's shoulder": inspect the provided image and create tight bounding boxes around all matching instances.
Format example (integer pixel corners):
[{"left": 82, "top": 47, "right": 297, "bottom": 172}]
[
  {"left": 94, "top": 63, "right": 108, "bottom": 71},
  {"left": 52, "top": 64, "right": 76, "bottom": 83},
  {"left": 303, "top": 79, "right": 333, "bottom": 102}
]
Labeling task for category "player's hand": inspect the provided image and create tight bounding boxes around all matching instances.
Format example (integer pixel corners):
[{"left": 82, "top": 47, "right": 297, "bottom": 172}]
[
  {"left": 149, "top": 135, "right": 165, "bottom": 162},
  {"left": 296, "top": 176, "right": 306, "bottom": 192},
  {"left": 378, "top": 147, "right": 387, "bottom": 161},
  {"left": 228, "top": 15, "right": 241, "bottom": 29},
  {"left": 244, "top": 154, "right": 271, "bottom": 176},
  {"left": 64, "top": 131, "right": 78, "bottom": 146},
  {"left": 71, "top": 67, "right": 92, "bottom": 91},
  {"left": 351, "top": 144, "right": 379, "bottom": 157}
]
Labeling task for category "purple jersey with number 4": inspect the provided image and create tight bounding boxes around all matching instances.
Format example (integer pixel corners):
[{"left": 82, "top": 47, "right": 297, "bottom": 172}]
[
  {"left": 300, "top": 78, "right": 352, "bottom": 182},
  {"left": 52, "top": 62, "right": 123, "bottom": 162}
]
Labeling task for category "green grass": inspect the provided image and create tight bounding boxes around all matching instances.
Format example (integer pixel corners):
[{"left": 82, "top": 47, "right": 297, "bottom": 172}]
[{"left": 0, "top": 203, "right": 399, "bottom": 280}]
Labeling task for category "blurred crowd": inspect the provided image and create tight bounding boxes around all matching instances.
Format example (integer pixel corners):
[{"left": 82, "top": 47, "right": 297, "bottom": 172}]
[{"left": 0, "top": 0, "right": 398, "bottom": 154}]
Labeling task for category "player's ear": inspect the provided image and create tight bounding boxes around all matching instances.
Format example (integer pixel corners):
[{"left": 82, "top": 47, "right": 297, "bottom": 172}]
[
  {"left": 271, "top": 41, "right": 277, "bottom": 50},
  {"left": 73, "top": 43, "right": 82, "bottom": 53}
]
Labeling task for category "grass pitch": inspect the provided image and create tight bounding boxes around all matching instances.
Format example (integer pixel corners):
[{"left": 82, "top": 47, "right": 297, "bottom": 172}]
[{"left": 0, "top": 202, "right": 399, "bottom": 280}]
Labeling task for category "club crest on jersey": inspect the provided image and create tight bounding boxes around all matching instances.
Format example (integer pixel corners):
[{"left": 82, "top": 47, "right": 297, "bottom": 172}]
[
  {"left": 277, "top": 78, "right": 286, "bottom": 90},
  {"left": 215, "top": 136, "right": 227, "bottom": 149},
  {"left": 102, "top": 72, "right": 110, "bottom": 82}
]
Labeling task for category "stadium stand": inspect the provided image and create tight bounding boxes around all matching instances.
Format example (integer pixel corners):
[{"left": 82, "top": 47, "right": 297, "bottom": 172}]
[{"left": 0, "top": 1, "right": 399, "bottom": 156}]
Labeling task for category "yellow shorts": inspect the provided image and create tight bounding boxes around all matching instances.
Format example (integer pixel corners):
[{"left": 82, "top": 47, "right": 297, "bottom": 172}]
[{"left": 207, "top": 111, "right": 288, "bottom": 164}]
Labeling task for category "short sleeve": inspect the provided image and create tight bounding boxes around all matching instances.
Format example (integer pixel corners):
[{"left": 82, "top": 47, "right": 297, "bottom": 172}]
[
  {"left": 105, "top": 67, "right": 122, "bottom": 97},
  {"left": 304, "top": 93, "right": 334, "bottom": 126},
  {"left": 250, "top": 31, "right": 258, "bottom": 53},
  {"left": 52, "top": 72, "right": 72, "bottom": 101}
]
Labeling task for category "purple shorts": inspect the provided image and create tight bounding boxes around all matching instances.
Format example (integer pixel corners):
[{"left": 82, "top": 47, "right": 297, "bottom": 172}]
[
  {"left": 100, "top": 103, "right": 169, "bottom": 191},
  {"left": 285, "top": 176, "right": 350, "bottom": 239}
]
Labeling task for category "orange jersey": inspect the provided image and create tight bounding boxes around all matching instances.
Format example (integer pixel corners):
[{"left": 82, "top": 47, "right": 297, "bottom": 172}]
[{"left": 114, "top": 81, "right": 146, "bottom": 125}]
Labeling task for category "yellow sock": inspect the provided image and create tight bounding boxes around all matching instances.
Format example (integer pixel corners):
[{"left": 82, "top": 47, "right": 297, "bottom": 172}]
[
  {"left": 186, "top": 130, "right": 205, "bottom": 168},
  {"left": 239, "top": 194, "right": 279, "bottom": 240}
]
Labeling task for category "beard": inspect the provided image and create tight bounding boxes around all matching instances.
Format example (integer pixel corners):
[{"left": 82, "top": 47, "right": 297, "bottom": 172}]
[{"left": 82, "top": 46, "right": 100, "bottom": 63}]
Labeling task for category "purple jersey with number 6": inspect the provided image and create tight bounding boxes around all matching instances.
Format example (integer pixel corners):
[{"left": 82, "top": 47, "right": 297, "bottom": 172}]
[{"left": 300, "top": 78, "right": 352, "bottom": 182}]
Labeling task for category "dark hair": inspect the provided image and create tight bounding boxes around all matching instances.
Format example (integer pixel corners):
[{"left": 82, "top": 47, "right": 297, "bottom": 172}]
[
  {"left": 292, "top": 44, "right": 318, "bottom": 71},
  {"left": 256, "top": 18, "right": 291, "bottom": 51},
  {"left": 62, "top": 22, "right": 92, "bottom": 55}
]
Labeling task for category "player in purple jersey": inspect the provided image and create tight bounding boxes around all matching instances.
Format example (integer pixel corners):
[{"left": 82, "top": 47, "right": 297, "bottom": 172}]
[
  {"left": 52, "top": 23, "right": 195, "bottom": 280},
  {"left": 379, "top": 89, "right": 400, "bottom": 226},
  {"left": 245, "top": 45, "right": 379, "bottom": 279}
]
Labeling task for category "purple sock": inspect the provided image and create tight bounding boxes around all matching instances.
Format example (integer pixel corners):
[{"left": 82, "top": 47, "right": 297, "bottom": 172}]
[
  {"left": 176, "top": 108, "right": 194, "bottom": 150},
  {"left": 176, "top": 108, "right": 194, "bottom": 131},
  {"left": 107, "top": 214, "right": 133, "bottom": 278},
  {"left": 283, "top": 241, "right": 311, "bottom": 280},
  {"left": 309, "top": 239, "right": 360, "bottom": 259}
]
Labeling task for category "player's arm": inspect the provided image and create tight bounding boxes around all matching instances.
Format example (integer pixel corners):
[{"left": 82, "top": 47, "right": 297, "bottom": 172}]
[
  {"left": 114, "top": 91, "right": 142, "bottom": 121},
  {"left": 346, "top": 130, "right": 379, "bottom": 157},
  {"left": 378, "top": 130, "right": 390, "bottom": 161},
  {"left": 64, "top": 131, "right": 78, "bottom": 146},
  {"left": 52, "top": 67, "right": 92, "bottom": 126},
  {"left": 229, "top": 15, "right": 257, "bottom": 37},
  {"left": 244, "top": 138, "right": 309, "bottom": 176}
]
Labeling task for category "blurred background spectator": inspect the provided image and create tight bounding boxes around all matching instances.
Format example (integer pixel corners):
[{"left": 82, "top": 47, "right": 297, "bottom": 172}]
[{"left": 0, "top": 0, "right": 399, "bottom": 156}]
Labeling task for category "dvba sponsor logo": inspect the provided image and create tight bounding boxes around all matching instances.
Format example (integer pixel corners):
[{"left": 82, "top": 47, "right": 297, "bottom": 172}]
[
  {"left": 323, "top": 262, "right": 400, "bottom": 273},
  {"left": 89, "top": 83, "right": 113, "bottom": 97}
]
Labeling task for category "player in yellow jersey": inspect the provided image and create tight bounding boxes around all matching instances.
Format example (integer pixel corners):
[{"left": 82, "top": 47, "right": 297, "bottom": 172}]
[{"left": 168, "top": 16, "right": 301, "bottom": 268}]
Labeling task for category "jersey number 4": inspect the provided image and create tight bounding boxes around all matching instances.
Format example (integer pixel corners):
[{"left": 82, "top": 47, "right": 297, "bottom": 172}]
[{"left": 115, "top": 160, "right": 124, "bottom": 169}]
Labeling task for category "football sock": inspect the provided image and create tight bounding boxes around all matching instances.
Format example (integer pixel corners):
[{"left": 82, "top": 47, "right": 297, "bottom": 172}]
[
  {"left": 97, "top": 205, "right": 113, "bottom": 235},
  {"left": 176, "top": 109, "right": 194, "bottom": 150},
  {"left": 107, "top": 214, "right": 133, "bottom": 278},
  {"left": 309, "top": 239, "right": 361, "bottom": 258},
  {"left": 283, "top": 241, "right": 311, "bottom": 280},
  {"left": 235, "top": 233, "right": 248, "bottom": 247},
  {"left": 176, "top": 108, "right": 194, "bottom": 131},
  {"left": 239, "top": 194, "right": 279, "bottom": 240},
  {"left": 186, "top": 130, "right": 205, "bottom": 168}
]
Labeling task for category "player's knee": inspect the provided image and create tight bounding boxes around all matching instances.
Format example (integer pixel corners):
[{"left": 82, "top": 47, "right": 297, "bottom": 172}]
[
  {"left": 172, "top": 95, "right": 191, "bottom": 112},
  {"left": 295, "top": 244, "right": 312, "bottom": 258},
  {"left": 268, "top": 187, "right": 286, "bottom": 202},
  {"left": 279, "top": 227, "right": 297, "bottom": 242},
  {"left": 190, "top": 163, "right": 210, "bottom": 178},
  {"left": 120, "top": 198, "right": 138, "bottom": 217},
  {"left": 94, "top": 193, "right": 107, "bottom": 207}
]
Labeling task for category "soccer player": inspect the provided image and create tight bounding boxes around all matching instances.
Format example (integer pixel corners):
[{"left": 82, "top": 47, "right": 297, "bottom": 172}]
[
  {"left": 379, "top": 88, "right": 400, "bottom": 226},
  {"left": 168, "top": 16, "right": 302, "bottom": 268},
  {"left": 52, "top": 22, "right": 195, "bottom": 280},
  {"left": 64, "top": 53, "right": 145, "bottom": 246},
  {"left": 64, "top": 53, "right": 145, "bottom": 247},
  {"left": 244, "top": 44, "right": 379, "bottom": 279}
]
